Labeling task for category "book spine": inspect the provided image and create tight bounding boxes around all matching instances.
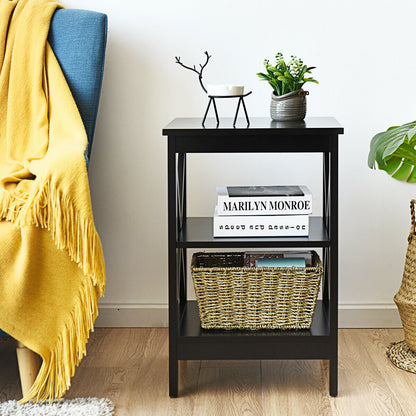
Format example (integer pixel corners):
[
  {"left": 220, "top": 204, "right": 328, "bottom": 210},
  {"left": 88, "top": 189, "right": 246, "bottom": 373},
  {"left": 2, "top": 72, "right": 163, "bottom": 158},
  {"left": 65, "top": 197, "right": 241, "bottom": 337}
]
[
  {"left": 213, "top": 212, "right": 309, "bottom": 237},
  {"left": 217, "top": 195, "right": 312, "bottom": 216}
]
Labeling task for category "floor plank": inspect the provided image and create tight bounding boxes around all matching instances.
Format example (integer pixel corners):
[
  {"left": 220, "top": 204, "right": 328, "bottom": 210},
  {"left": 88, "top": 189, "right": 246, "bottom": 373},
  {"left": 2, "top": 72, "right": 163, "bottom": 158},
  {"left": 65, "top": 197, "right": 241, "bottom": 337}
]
[
  {"left": 2, "top": 329, "right": 416, "bottom": 415},
  {"left": 194, "top": 365, "right": 262, "bottom": 416},
  {"left": 92, "top": 328, "right": 198, "bottom": 416},
  {"left": 356, "top": 328, "right": 416, "bottom": 416},
  {"left": 328, "top": 329, "right": 406, "bottom": 416},
  {"left": 262, "top": 359, "right": 332, "bottom": 416}
]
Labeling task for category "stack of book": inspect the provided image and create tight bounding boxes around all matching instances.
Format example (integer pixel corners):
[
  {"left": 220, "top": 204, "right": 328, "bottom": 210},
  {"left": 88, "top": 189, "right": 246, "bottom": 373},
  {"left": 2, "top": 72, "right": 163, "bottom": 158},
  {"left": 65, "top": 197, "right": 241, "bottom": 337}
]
[
  {"left": 244, "top": 250, "right": 313, "bottom": 267},
  {"left": 213, "top": 185, "right": 312, "bottom": 237}
]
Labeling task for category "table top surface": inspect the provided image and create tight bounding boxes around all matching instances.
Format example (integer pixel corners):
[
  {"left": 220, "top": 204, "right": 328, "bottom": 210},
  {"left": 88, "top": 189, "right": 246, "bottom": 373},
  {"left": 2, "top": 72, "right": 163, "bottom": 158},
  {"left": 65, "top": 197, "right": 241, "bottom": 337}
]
[{"left": 163, "top": 117, "right": 344, "bottom": 135}]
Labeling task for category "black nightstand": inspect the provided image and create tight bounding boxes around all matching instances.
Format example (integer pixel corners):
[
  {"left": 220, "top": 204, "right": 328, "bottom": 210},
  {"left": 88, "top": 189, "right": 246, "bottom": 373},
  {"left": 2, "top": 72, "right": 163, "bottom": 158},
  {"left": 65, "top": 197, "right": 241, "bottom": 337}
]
[{"left": 163, "top": 117, "right": 344, "bottom": 397}]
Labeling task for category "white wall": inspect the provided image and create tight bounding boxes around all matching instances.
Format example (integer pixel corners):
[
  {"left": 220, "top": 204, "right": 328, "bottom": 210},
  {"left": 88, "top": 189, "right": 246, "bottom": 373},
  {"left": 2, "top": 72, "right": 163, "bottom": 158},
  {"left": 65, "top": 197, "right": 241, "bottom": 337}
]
[{"left": 64, "top": 0, "right": 416, "bottom": 327}]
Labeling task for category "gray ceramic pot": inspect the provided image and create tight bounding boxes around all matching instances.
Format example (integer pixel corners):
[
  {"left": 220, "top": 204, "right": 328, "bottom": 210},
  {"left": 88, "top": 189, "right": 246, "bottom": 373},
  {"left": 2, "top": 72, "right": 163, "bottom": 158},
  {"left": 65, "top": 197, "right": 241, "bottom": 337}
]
[{"left": 270, "top": 89, "right": 309, "bottom": 121}]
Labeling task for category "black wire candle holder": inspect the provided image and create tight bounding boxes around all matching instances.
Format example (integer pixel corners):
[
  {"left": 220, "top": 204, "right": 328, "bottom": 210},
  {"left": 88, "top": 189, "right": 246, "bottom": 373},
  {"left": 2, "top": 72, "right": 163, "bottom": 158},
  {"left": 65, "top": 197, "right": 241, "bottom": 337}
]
[
  {"left": 202, "top": 91, "right": 252, "bottom": 127},
  {"left": 175, "top": 51, "right": 251, "bottom": 127}
]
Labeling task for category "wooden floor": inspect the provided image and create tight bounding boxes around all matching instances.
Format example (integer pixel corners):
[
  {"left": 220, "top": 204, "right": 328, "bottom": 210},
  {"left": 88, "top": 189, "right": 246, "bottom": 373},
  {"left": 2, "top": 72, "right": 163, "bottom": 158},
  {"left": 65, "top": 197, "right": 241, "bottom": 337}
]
[{"left": 1, "top": 328, "right": 415, "bottom": 415}]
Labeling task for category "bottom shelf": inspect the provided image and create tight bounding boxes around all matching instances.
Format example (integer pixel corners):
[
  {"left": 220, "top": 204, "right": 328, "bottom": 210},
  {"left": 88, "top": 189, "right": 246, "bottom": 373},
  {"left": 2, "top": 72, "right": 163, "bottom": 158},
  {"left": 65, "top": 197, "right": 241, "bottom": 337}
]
[
  {"left": 176, "top": 300, "right": 334, "bottom": 360},
  {"left": 180, "top": 300, "right": 330, "bottom": 337}
]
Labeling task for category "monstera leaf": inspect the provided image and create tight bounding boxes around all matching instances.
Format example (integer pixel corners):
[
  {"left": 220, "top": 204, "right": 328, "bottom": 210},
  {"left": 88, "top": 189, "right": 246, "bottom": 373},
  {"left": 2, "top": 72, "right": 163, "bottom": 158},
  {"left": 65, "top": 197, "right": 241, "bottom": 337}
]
[{"left": 368, "top": 121, "right": 416, "bottom": 182}]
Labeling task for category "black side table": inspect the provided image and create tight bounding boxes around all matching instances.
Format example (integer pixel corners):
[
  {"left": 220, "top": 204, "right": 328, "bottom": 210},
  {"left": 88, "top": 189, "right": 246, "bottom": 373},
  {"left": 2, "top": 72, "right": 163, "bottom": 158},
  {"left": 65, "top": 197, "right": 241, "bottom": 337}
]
[{"left": 162, "top": 117, "right": 344, "bottom": 397}]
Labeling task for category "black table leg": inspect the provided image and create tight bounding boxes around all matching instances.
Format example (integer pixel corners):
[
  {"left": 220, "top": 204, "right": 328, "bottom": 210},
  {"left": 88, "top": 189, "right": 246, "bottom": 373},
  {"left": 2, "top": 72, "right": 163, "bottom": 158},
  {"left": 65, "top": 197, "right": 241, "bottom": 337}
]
[
  {"left": 168, "top": 139, "right": 179, "bottom": 397},
  {"left": 330, "top": 357, "right": 338, "bottom": 397}
]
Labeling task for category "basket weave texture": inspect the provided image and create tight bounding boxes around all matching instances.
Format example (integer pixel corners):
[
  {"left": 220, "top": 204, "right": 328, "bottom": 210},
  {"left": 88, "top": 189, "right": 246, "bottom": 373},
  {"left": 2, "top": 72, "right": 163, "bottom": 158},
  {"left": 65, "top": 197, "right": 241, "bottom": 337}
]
[
  {"left": 191, "top": 251, "right": 322, "bottom": 330},
  {"left": 394, "top": 200, "right": 416, "bottom": 352},
  {"left": 386, "top": 340, "right": 416, "bottom": 373}
]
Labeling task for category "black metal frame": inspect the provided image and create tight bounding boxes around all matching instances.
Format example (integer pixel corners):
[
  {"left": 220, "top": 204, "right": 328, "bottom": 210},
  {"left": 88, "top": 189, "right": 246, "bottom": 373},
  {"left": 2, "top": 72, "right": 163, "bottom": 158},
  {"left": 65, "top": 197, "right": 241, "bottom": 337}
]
[
  {"left": 202, "top": 92, "right": 252, "bottom": 127},
  {"left": 164, "top": 117, "right": 343, "bottom": 398}
]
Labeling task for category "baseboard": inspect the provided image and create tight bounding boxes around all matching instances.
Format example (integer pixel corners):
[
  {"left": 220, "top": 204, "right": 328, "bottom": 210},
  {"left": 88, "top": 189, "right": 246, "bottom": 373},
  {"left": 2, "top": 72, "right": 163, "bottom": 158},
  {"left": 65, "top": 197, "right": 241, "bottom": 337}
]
[
  {"left": 96, "top": 302, "right": 402, "bottom": 328},
  {"left": 339, "top": 302, "right": 402, "bottom": 328},
  {"left": 95, "top": 303, "right": 168, "bottom": 327}
]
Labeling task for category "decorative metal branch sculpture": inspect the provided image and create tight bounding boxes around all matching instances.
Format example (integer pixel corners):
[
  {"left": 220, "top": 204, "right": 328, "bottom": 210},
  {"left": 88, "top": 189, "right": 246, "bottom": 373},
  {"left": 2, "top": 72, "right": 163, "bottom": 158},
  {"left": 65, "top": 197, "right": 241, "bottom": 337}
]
[
  {"left": 175, "top": 51, "right": 211, "bottom": 94},
  {"left": 175, "top": 50, "right": 251, "bottom": 127}
]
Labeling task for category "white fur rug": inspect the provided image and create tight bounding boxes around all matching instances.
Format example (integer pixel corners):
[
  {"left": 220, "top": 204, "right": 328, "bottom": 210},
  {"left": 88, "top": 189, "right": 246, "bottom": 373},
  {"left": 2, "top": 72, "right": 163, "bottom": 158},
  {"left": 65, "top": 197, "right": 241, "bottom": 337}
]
[{"left": 0, "top": 398, "right": 114, "bottom": 416}]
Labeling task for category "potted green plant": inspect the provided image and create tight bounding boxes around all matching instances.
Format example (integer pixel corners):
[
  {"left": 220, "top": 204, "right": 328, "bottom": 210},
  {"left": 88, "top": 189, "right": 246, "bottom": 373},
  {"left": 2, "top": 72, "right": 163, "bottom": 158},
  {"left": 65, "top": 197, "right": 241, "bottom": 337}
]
[
  {"left": 369, "top": 120, "right": 416, "bottom": 372},
  {"left": 257, "top": 52, "right": 318, "bottom": 121}
]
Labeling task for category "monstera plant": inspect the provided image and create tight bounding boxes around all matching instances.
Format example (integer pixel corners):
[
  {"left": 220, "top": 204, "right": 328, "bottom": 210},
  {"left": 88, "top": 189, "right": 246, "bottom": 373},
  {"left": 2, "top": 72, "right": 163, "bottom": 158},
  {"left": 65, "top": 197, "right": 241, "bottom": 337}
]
[
  {"left": 369, "top": 119, "right": 416, "bottom": 371},
  {"left": 368, "top": 121, "right": 416, "bottom": 181}
]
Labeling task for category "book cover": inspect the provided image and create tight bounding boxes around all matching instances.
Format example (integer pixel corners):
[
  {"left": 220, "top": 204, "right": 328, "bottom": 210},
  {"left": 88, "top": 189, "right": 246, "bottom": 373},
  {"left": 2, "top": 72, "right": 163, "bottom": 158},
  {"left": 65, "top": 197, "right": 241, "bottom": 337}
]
[
  {"left": 216, "top": 185, "right": 312, "bottom": 216},
  {"left": 255, "top": 258, "right": 306, "bottom": 267},
  {"left": 213, "top": 207, "right": 309, "bottom": 237},
  {"left": 244, "top": 251, "right": 284, "bottom": 267},
  {"left": 227, "top": 185, "right": 304, "bottom": 197},
  {"left": 244, "top": 250, "right": 313, "bottom": 267}
]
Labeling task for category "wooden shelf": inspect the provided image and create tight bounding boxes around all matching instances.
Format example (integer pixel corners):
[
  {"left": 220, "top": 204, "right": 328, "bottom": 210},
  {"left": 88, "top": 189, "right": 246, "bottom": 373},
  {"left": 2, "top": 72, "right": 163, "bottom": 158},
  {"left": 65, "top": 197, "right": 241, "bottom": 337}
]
[
  {"left": 177, "top": 301, "right": 332, "bottom": 360},
  {"left": 180, "top": 300, "right": 330, "bottom": 338},
  {"left": 178, "top": 216, "right": 329, "bottom": 248}
]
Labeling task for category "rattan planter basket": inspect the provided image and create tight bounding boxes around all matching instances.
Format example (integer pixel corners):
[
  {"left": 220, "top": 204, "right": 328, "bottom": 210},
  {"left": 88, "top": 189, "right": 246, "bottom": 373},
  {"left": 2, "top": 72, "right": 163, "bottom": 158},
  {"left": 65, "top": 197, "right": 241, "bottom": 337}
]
[
  {"left": 394, "top": 200, "right": 416, "bottom": 352},
  {"left": 191, "top": 251, "right": 322, "bottom": 330}
]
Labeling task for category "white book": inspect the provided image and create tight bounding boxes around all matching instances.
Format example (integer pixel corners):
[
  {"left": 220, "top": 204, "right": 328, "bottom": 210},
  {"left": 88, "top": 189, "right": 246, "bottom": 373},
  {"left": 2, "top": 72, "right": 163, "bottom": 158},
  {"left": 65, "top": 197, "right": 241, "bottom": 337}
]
[
  {"left": 213, "top": 207, "right": 309, "bottom": 237},
  {"left": 216, "top": 185, "right": 312, "bottom": 216}
]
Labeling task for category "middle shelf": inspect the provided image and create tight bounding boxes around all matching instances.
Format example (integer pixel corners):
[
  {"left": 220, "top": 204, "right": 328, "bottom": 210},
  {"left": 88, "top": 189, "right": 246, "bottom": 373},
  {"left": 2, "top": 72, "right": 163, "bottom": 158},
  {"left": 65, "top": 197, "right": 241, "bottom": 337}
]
[{"left": 177, "top": 216, "right": 330, "bottom": 248}]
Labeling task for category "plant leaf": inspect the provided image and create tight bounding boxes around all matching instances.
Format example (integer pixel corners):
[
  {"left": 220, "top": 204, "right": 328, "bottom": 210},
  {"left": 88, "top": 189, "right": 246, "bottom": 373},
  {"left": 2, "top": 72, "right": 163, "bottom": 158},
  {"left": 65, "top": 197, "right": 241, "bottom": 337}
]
[
  {"left": 368, "top": 120, "right": 416, "bottom": 182},
  {"left": 268, "top": 78, "right": 280, "bottom": 95},
  {"left": 279, "top": 61, "right": 287, "bottom": 72},
  {"left": 392, "top": 161, "right": 413, "bottom": 181},
  {"left": 407, "top": 126, "right": 416, "bottom": 144},
  {"left": 382, "top": 156, "right": 402, "bottom": 174},
  {"left": 303, "top": 78, "right": 319, "bottom": 84},
  {"left": 385, "top": 142, "right": 416, "bottom": 164},
  {"left": 381, "top": 123, "right": 416, "bottom": 159},
  {"left": 407, "top": 165, "right": 416, "bottom": 182},
  {"left": 257, "top": 72, "right": 271, "bottom": 80},
  {"left": 299, "top": 65, "right": 308, "bottom": 79},
  {"left": 284, "top": 71, "right": 294, "bottom": 80}
]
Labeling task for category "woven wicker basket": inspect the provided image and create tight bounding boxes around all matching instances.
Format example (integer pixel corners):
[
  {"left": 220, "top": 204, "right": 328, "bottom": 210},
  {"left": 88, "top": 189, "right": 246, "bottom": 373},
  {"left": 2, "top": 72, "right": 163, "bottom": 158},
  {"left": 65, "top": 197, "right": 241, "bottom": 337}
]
[
  {"left": 394, "top": 200, "right": 416, "bottom": 352},
  {"left": 191, "top": 251, "right": 322, "bottom": 330}
]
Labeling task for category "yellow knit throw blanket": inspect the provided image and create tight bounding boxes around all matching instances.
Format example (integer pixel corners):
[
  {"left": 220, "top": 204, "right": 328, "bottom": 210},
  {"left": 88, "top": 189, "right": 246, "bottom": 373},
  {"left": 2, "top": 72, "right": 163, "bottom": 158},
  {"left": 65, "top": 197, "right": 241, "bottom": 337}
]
[{"left": 0, "top": 0, "right": 105, "bottom": 403}]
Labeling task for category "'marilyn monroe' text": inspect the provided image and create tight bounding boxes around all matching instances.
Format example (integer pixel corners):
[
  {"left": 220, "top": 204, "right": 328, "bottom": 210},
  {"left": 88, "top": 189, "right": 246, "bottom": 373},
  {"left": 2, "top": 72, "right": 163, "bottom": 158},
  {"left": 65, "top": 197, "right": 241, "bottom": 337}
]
[{"left": 222, "top": 199, "right": 311, "bottom": 213}]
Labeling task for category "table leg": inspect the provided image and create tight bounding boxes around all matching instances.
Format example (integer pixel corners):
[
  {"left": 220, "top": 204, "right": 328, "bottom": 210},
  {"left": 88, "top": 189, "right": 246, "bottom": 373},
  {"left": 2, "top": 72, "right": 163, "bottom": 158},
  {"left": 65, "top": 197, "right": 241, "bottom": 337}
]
[
  {"left": 169, "top": 353, "right": 178, "bottom": 397},
  {"left": 329, "top": 358, "right": 338, "bottom": 397},
  {"left": 168, "top": 140, "right": 179, "bottom": 397}
]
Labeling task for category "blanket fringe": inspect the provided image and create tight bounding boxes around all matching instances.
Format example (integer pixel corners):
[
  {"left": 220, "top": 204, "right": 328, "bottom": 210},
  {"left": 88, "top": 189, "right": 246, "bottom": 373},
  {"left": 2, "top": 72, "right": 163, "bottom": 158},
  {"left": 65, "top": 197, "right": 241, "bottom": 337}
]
[
  {"left": 0, "top": 177, "right": 105, "bottom": 402},
  {"left": 0, "top": 178, "right": 105, "bottom": 293},
  {"left": 19, "top": 278, "right": 99, "bottom": 403}
]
